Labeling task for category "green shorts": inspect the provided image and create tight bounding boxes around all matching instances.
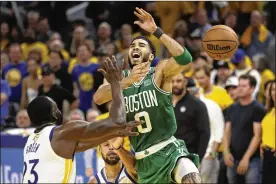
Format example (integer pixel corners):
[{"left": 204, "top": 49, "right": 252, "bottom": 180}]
[{"left": 136, "top": 139, "right": 199, "bottom": 183}]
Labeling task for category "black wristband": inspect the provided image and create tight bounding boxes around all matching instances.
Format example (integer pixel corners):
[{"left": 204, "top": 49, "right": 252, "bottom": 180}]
[{"left": 153, "top": 27, "right": 164, "bottom": 39}]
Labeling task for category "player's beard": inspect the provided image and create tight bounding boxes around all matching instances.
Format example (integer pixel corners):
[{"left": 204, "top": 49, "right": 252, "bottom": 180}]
[
  {"left": 102, "top": 152, "right": 120, "bottom": 165},
  {"left": 172, "top": 87, "right": 184, "bottom": 96}
]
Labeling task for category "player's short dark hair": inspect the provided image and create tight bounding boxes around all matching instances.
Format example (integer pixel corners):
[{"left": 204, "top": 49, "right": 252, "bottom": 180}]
[
  {"left": 239, "top": 74, "right": 257, "bottom": 88},
  {"left": 131, "top": 36, "right": 156, "bottom": 57},
  {"left": 27, "top": 96, "right": 54, "bottom": 127}
]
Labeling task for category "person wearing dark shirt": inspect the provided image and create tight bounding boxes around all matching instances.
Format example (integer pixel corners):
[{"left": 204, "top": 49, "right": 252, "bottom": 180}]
[
  {"left": 172, "top": 73, "right": 210, "bottom": 160},
  {"left": 38, "top": 65, "right": 78, "bottom": 113},
  {"left": 223, "top": 75, "right": 266, "bottom": 183},
  {"left": 2, "top": 43, "right": 28, "bottom": 104},
  {"left": 46, "top": 50, "right": 73, "bottom": 93}
]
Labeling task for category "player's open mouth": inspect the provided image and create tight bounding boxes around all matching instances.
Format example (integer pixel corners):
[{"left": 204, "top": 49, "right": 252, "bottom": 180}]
[{"left": 132, "top": 52, "right": 141, "bottom": 59}]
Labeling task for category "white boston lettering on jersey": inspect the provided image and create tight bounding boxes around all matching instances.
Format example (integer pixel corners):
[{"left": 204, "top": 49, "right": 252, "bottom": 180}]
[{"left": 124, "top": 90, "right": 158, "bottom": 114}]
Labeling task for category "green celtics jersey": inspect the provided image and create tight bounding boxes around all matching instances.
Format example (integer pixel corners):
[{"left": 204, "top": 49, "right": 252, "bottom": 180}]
[{"left": 123, "top": 67, "right": 177, "bottom": 152}]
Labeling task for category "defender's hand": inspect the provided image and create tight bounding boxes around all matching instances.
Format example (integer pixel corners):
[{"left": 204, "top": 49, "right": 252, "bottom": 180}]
[
  {"left": 116, "top": 120, "right": 144, "bottom": 137},
  {"left": 98, "top": 55, "right": 123, "bottom": 83},
  {"left": 134, "top": 7, "right": 157, "bottom": 34}
]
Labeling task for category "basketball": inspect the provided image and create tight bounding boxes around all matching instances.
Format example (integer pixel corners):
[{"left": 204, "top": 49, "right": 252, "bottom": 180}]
[{"left": 202, "top": 25, "right": 239, "bottom": 60}]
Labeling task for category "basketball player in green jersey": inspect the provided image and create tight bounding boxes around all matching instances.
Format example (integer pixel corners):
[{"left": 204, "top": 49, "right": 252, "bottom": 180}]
[{"left": 94, "top": 8, "right": 202, "bottom": 183}]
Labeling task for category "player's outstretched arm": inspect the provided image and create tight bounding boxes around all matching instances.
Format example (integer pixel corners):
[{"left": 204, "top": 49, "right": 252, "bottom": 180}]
[
  {"left": 134, "top": 7, "right": 192, "bottom": 78},
  {"left": 112, "top": 137, "right": 137, "bottom": 180},
  {"left": 54, "top": 57, "right": 143, "bottom": 142},
  {"left": 94, "top": 56, "right": 149, "bottom": 105}
]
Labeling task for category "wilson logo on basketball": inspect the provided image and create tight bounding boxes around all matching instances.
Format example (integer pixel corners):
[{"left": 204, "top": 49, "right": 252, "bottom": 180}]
[{"left": 207, "top": 44, "right": 231, "bottom": 51}]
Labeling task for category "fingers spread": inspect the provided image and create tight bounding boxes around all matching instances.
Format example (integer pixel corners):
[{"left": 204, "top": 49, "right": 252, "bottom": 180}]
[{"left": 134, "top": 11, "right": 144, "bottom": 20}]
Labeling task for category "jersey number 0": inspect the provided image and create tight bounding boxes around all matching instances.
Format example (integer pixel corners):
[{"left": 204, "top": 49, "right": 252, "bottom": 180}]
[{"left": 134, "top": 111, "right": 152, "bottom": 133}]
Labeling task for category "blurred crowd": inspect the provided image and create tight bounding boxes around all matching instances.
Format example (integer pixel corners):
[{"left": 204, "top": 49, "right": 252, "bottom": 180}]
[{"left": 0, "top": 1, "right": 275, "bottom": 183}]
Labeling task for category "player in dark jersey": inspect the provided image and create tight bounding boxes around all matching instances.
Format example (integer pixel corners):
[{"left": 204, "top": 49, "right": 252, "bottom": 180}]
[
  {"left": 23, "top": 58, "right": 143, "bottom": 183},
  {"left": 94, "top": 7, "right": 201, "bottom": 184}
]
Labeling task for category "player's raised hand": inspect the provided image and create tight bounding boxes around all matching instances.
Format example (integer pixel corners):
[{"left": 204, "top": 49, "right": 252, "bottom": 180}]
[
  {"left": 112, "top": 137, "right": 124, "bottom": 149},
  {"left": 116, "top": 120, "right": 144, "bottom": 137},
  {"left": 134, "top": 7, "right": 157, "bottom": 34},
  {"left": 98, "top": 55, "right": 123, "bottom": 83}
]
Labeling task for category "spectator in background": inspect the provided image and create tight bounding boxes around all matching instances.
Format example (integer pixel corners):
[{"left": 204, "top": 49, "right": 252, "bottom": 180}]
[
  {"left": 224, "top": 13, "right": 239, "bottom": 35},
  {"left": 36, "top": 17, "right": 53, "bottom": 42},
  {"left": 253, "top": 55, "right": 275, "bottom": 104},
  {"left": 185, "top": 31, "right": 202, "bottom": 59},
  {"left": 223, "top": 75, "right": 266, "bottom": 183},
  {"left": 193, "top": 9, "right": 212, "bottom": 39},
  {"left": 1, "top": 51, "right": 9, "bottom": 71},
  {"left": 231, "top": 49, "right": 261, "bottom": 99},
  {"left": 28, "top": 48, "right": 43, "bottom": 64},
  {"left": 225, "top": 76, "right": 239, "bottom": 102},
  {"left": 267, "top": 35, "right": 275, "bottom": 73},
  {"left": 240, "top": 10, "right": 273, "bottom": 59},
  {"left": 49, "top": 39, "right": 70, "bottom": 62},
  {"left": 171, "top": 20, "right": 189, "bottom": 39},
  {"left": 10, "top": 26, "right": 23, "bottom": 43},
  {"left": 195, "top": 65, "right": 233, "bottom": 112},
  {"left": 0, "top": 79, "right": 11, "bottom": 124},
  {"left": 68, "top": 39, "right": 98, "bottom": 74},
  {"left": 114, "top": 24, "right": 132, "bottom": 53},
  {"left": 211, "top": 61, "right": 232, "bottom": 88},
  {"left": 1, "top": 22, "right": 10, "bottom": 51},
  {"left": 71, "top": 44, "right": 103, "bottom": 114},
  {"left": 86, "top": 109, "right": 100, "bottom": 123},
  {"left": 69, "top": 25, "right": 88, "bottom": 56},
  {"left": 172, "top": 73, "right": 210, "bottom": 161},
  {"left": 261, "top": 80, "right": 276, "bottom": 184},
  {"left": 187, "top": 78, "right": 224, "bottom": 183},
  {"left": 26, "top": 11, "right": 40, "bottom": 30},
  {"left": 21, "top": 28, "right": 48, "bottom": 63},
  {"left": 15, "top": 109, "right": 30, "bottom": 128},
  {"left": 68, "top": 109, "right": 85, "bottom": 121},
  {"left": 38, "top": 65, "right": 78, "bottom": 114},
  {"left": 2, "top": 43, "right": 28, "bottom": 105},
  {"left": 47, "top": 50, "right": 73, "bottom": 93},
  {"left": 95, "top": 22, "right": 112, "bottom": 52},
  {"left": 20, "top": 58, "right": 41, "bottom": 109}
]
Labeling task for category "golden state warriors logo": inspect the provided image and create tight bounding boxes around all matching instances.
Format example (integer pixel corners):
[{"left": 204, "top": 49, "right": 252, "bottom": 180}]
[
  {"left": 5, "top": 68, "right": 22, "bottom": 87},
  {"left": 78, "top": 72, "right": 94, "bottom": 91}
]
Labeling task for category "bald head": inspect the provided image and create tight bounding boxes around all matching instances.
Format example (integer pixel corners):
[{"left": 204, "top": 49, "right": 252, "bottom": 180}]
[{"left": 251, "top": 10, "right": 262, "bottom": 28}]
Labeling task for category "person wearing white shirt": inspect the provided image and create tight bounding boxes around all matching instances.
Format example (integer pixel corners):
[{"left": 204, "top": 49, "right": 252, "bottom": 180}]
[
  {"left": 187, "top": 79, "right": 224, "bottom": 183},
  {"left": 231, "top": 49, "right": 261, "bottom": 99}
]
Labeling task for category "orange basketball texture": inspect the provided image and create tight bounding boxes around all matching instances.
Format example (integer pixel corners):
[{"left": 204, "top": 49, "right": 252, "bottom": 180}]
[{"left": 202, "top": 25, "right": 239, "bottom": 60}]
